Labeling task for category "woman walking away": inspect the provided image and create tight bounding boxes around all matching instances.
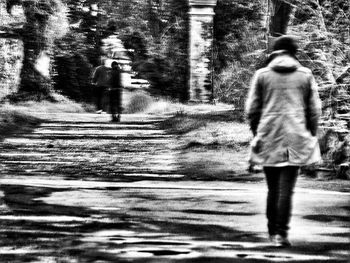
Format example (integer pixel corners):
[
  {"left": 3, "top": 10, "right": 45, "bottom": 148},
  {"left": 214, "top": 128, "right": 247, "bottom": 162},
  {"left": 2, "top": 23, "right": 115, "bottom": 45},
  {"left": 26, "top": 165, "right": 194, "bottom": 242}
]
[
  {"left": 245, "top": 36, "right": 322, "bottom": 248},
  {"left": 110, "top": 61, "right": 122, "bottom": 122}
]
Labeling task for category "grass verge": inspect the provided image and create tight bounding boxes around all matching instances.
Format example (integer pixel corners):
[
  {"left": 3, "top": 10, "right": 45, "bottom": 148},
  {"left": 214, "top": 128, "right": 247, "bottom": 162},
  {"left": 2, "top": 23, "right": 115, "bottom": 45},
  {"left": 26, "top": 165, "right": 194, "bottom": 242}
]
[
  {"left": 157, "top": 105, "right": 258, "bottom": 181},
  {"left": 0, "top": 108, "right": 42, "bottom": 140},
  {"left": 2, "top": 93, "right": 93, "bottom": 114},
  {"left": 157, "top": 103, "right": 350, "bottom": 190},
  {"left": 0, "top": 94, "right": 91, "bottom": 139}
]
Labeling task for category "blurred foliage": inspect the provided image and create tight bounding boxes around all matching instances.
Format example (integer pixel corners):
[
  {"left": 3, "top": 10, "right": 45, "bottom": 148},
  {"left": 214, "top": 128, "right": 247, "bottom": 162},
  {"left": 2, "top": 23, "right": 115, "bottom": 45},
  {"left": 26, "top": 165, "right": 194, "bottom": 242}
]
[
  {"left": 1, "top": 0, "right": 349, "bottom": 109},
  {"left": 213, "top": 0, "right": 350, "bottom": 115},
  {"left": 288, "top": 0, "right": 350, "bottom": 118},
  {"left": 2, "top": 0, "right": 69, "bottom": 101},
  {"left": 50, "top": 0, "right": 189, "bottom": 102},
  {"left": 214, "top": 0, "right": 264, "bottom": 69},
  {"left": 213, "top": 0, "right": 265, "bottom": 107},
  {"left": 125, "top": 92, "right": 153, "bottom": 113},
  {"left": 122, "top": 0, "right": 189, "bottom": 101}
]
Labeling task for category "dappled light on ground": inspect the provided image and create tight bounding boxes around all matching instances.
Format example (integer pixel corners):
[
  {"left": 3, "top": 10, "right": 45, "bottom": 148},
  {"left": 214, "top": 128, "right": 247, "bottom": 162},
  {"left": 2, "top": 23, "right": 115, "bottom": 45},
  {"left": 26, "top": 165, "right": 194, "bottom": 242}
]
[{"left": 0, "top": 112, "right": 349, "bottom": 262}]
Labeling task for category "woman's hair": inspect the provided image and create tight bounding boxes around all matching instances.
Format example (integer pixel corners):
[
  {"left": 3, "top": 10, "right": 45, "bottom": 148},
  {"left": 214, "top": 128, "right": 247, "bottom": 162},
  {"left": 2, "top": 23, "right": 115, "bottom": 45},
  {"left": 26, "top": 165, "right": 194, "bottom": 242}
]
[{"left": 272, "top": 35, "right": 298, "bottom": 56}]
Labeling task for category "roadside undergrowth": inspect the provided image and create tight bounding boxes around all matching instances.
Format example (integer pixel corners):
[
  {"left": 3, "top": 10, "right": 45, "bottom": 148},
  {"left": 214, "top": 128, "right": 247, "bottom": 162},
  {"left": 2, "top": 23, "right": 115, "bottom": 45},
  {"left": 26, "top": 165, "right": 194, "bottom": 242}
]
[
  {"left": 0, "top": 107, "right": 42, "bottom": 140},
  {"left": 159, "top": 105, "right": 350, "bottom": 185},
  {"left": 2, "top": 93, "right": 93, "bottom": 114},
  {"left": 0, "top": 93, "right": 91, "bottom": 139},
  {"left": 159, "top": 108, "right": 259, "bottom": 181}
]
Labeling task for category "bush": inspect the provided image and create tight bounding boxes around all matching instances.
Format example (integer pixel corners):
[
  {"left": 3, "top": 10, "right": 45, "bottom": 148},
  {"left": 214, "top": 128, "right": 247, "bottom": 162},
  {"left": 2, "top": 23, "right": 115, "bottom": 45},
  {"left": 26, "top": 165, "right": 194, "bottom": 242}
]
[
  {"left": 53, "top": 54, "right": 93, "bottom": 102},
  {"left": 125, "top": 92, "right": 153, "bottom": 113},
  {"left": 120, "top": 0, "right": 189, "bottom": 102},
  {"left": 214, "top": 64, "right": 252, "bottom": 108},
  {"left": 213, "top": 0, "right": 265, "bottom": 108},
  {"left": 213, "top": 52, "right": 267, "bottom": 111},
  {"left": 0, "top": 107, "right": 41, "bottom": 139}
]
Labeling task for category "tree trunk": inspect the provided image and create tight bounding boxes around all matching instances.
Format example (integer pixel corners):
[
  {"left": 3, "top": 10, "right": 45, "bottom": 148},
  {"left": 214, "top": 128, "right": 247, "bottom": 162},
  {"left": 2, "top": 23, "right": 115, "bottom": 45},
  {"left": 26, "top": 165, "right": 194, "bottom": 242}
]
[
  {"left": 266, "top": 0, "right": 293, "bottom": 51},
  {"left": 268, "top": 0, "right": 293, "bottom": 37},
  {"left": 19, "top": 40, "right": 52, "bottom": 100},
  {"left": 17, "top": 4, "right": 52, "bottom": 100},
  {"left": 3, "top": 0, "right": 62, "bottom": 101},
  {"left": 148, "top": 0, "right": 162, "bottom": 38},
  {"left": 336, "top": 66, "right": 350, "bottom": 84}
]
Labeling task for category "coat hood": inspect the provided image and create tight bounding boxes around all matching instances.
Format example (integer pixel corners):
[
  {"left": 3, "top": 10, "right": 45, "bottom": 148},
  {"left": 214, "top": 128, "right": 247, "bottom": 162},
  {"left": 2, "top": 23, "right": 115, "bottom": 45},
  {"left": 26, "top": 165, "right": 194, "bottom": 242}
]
[{"left": 268, "top": 51, "right": 300, "bottom": 73}]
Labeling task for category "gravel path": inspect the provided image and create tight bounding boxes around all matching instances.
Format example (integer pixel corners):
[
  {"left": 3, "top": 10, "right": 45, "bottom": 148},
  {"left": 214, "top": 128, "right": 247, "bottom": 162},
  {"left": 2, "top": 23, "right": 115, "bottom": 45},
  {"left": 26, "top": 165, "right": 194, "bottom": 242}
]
[{"left": 0, "top": 113, "right": 349, "bottom": 263}]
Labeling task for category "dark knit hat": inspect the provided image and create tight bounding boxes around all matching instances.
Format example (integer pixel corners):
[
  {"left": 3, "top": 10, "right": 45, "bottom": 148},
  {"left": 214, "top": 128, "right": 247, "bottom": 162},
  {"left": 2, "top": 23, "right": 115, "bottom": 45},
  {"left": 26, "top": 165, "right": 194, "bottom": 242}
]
[{"left": 272, "top": 36, "right": 298, "bottom": 56}]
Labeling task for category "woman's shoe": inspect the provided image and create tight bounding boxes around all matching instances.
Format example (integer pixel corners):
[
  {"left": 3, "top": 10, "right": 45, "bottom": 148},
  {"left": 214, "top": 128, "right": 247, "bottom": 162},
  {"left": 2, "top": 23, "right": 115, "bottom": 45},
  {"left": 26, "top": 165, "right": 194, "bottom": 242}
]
[{"left": 271, "top": 234, "right": 291, "bottom": 248}]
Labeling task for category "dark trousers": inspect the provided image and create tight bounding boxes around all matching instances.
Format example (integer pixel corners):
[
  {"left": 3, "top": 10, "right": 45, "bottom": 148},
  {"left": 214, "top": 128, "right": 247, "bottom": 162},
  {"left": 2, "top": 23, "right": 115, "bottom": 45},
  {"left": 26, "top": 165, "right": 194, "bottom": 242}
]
[
  {"left": 110, "top": 88, "right": 122, "bottom": 116},
  {"left": 94, "top": 85, "right": 107, "bottom": 110},
  {"left": 264, "top": 166, "right": 299, "bottom": 237}
]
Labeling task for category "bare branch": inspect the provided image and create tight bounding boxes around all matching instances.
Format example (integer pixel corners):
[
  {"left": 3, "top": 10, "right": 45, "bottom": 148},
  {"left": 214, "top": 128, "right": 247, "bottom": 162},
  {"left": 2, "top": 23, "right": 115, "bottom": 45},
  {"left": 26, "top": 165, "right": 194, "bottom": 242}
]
[{"left": 336, "top": 66, "right": 350, "bottom": 84}]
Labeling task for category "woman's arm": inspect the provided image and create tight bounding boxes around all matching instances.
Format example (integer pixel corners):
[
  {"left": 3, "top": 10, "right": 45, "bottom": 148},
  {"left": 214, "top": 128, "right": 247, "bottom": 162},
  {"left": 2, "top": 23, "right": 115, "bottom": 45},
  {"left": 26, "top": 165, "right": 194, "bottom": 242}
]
[
  {"left": 245, "top": 71, "right": 263, "bottom": 136},
  {"left": 305, "top": 74, "right": 322, "bottom": 136}
]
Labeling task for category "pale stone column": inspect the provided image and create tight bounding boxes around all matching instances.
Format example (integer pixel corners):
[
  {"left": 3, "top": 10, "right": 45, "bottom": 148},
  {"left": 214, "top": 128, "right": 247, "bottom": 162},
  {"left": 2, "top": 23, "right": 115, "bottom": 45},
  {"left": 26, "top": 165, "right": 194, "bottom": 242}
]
[{"left": 188, "top": 0, "right": 217, "bottom": 103}]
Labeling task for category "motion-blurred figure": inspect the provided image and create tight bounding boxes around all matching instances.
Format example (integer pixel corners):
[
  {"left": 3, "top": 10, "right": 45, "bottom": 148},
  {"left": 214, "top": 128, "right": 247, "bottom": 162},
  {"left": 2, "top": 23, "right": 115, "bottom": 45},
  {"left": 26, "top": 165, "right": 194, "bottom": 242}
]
[
  {"left": 92, "top": 59, "right": 110, "bottom": 114},
  {"left": 109, "top": 61, "right": 122, "bottom": 122},
  {"left": 246, "top": 36, "right": 322, "bottom": 247}
]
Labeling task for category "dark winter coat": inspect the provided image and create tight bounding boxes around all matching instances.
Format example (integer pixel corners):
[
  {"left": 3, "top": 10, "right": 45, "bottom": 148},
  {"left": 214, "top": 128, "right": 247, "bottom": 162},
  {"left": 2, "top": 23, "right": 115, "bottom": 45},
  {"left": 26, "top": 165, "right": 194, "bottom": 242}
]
[{"left": 110, "top": 67, "right": 122, "bottom": 90}]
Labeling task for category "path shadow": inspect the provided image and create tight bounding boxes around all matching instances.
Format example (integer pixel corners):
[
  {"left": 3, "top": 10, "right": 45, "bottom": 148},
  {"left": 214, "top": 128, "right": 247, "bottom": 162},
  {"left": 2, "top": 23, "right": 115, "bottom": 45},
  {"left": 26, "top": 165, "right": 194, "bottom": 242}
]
[
  {"left": 0, "top": 116, "right": 41, "bottom": 142},
  {"left": 0, "top": 184, "right": 348, "bottom": 262}
]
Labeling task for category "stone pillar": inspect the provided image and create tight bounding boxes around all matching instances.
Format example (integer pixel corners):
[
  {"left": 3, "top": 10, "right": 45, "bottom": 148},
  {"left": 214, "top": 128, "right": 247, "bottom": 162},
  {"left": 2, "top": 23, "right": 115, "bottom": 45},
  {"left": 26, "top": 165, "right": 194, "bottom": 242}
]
[{"left": 188, "top": 0, "right": 217, "bottom": 103}]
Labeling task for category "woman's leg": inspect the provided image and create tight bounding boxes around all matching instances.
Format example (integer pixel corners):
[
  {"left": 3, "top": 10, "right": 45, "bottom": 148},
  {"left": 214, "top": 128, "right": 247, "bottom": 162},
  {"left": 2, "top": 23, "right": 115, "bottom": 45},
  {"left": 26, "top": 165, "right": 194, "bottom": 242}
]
[
  {"left": 276, "top": 166, "right": 299, "bottom": 238},
  {"left": 264, "top": 167, "right": 281, "bottom": 236}
]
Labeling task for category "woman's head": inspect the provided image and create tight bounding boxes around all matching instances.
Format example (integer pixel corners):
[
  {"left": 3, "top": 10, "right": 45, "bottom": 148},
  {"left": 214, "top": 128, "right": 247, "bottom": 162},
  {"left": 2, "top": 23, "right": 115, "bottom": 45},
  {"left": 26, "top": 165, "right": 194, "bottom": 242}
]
[{"left": 272, "top": 36, "right": 298, "bottom": 56}]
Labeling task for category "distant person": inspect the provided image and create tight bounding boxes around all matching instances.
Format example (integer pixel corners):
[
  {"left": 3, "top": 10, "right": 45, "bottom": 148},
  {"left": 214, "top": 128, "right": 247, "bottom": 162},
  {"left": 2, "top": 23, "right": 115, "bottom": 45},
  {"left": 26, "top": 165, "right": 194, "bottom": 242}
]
[
  {"left": 245, "top": 36, "right": 322, "bottom": 247},
  {"left": 109, "top": 61, "right": 122, "bottom": 122},
  {"left": 92, "top": 59, "right": 110, "bottom": 114}
]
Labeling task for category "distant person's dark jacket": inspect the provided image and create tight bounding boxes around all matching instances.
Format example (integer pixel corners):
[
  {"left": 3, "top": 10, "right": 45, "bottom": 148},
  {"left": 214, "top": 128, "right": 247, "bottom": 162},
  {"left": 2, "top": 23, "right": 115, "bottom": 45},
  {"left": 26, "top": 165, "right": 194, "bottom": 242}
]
[{"left": 110, "top": 66, "right": 122, "bottom": 90}]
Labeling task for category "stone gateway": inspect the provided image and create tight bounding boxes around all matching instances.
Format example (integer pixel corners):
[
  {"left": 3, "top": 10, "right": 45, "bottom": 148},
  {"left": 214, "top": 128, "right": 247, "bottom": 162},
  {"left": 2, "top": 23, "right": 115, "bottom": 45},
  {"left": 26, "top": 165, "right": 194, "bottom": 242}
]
[{"left": 188, "top": 0, "right": 217, "bottom": 103}]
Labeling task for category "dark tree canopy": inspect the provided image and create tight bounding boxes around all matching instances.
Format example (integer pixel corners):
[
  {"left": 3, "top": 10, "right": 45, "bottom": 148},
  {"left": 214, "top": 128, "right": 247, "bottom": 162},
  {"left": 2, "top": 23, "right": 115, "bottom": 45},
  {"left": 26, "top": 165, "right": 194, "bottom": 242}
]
[{"left": 0, "top": 0, "right": 349, "bottom": 108}]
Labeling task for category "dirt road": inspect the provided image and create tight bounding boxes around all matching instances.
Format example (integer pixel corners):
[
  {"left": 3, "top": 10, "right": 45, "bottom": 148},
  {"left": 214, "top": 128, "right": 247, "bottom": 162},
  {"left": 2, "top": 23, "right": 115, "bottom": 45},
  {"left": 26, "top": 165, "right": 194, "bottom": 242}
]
[{"left": 0, "top": 113, "right": 349, "bottom": 262}]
